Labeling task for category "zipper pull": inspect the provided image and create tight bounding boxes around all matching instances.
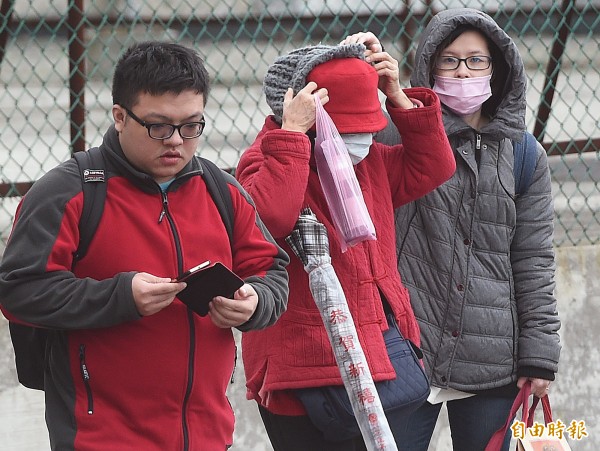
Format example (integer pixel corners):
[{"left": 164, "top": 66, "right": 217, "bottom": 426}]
[
  {"left": 476, "top": 134, "right": 481, "bottom": 150},
  {"left": 79, "top": 344, "right": 94, "bottom": 415},
  {"left": 158, "top": 193, "right": 168, "bottom": 223},
  {"left": 79, "top": 345, "right": 88, "bottom": 376}
]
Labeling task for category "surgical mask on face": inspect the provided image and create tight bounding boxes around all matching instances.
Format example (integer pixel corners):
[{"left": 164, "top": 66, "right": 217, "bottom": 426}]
[
  {"left": 341, "top": 133, "right": 373, "bottom": 165},
  {"left": 433, "top": 74, "right": 492, "bottom": 116}
]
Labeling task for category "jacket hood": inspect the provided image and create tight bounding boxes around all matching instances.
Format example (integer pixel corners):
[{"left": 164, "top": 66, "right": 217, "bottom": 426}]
[{"left": 410, "top": 8, "right": 526, "bottom": 139}]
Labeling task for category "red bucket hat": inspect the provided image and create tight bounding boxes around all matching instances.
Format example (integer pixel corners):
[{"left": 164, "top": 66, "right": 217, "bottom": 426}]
[
  {"left": 306, "top": 58, "right": 387, "bottom": 134},
  {"left": 263, "top": 44, "right": 388, "bottom": 134}
]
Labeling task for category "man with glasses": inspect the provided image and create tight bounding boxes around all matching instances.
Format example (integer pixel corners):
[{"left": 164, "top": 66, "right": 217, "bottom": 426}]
[
  {"left": 0, "top": 41, "right": 289, "bottom": 450},
  {"left": 121, "top": 105, "right": 206, "bottom": 140}
]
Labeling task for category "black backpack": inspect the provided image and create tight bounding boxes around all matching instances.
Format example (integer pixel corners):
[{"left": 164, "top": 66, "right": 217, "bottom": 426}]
[{"left": 9, "top": 147, "right": 234, "bottom": 390}]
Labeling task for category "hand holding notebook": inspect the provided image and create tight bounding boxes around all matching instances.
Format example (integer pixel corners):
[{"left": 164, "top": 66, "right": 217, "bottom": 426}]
[{"left": 175, "top": 261, "right": 244, "bottom": 316}]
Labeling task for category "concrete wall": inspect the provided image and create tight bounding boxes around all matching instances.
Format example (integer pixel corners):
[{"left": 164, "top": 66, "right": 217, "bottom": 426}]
[{"left": 1, "top": 244, "right": 597, "bottom": 449}]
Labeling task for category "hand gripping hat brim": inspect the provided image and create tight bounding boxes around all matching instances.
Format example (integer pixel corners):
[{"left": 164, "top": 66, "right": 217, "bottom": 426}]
[{"left": 263, "top": 44, "right": 388, "bottom": 133}]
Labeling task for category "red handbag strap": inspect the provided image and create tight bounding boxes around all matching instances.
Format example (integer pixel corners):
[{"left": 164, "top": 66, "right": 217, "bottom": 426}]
[
  {"left": 527, "top": 393, "right": 553, "bottom": 427},
  {"left": 484, "top": 382, "right": 531, "bottom": 451},
  {"left": 521, "top": 382, "right": 532, "bottom": 426},
  {"left": 485, "top": 382, "right": 554, "bottom": 451}
]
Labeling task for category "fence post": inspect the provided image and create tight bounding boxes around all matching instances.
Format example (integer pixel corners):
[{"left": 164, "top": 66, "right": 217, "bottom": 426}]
[
  {"left": 0, "top": 0, "right": 15, "bottom": 67},
  {"left": 68, "top": 0, "right": 87, "bottom": 154},
  {"left": 533, "top": 0, "right": 576, "bottom": 143}
]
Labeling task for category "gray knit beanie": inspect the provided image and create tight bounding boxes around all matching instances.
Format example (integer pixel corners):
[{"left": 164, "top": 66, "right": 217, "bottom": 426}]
[{"left": 263, "top": 43, "right": 366, "bottom": 124}]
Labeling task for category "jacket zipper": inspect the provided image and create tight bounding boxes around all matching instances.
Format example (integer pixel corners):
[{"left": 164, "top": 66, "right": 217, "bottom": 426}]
[
  {"left": 476, "top": 133, "right": 482, "bottom": 150},
  {"left": 158, "top": 188, "right": 191, "bottom": 450},
  {"left": 79, "top": 344, "right": 94, "bottom": 415},
  {"left": 181, "top": 310, "right": 196, "bottom": 451},
  {"left": 158, "top": 190, "right": 184, "bottom": 271}
]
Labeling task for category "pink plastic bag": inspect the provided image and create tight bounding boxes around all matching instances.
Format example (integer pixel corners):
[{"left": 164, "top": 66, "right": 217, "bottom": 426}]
[{"left": 313, "top": 94, "right": 376, "bottom": 251}]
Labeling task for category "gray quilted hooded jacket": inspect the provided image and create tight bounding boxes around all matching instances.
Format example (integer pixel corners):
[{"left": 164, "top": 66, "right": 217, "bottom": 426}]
[{"left": 392, "top": 8, "right": 561, "bottom": 392}]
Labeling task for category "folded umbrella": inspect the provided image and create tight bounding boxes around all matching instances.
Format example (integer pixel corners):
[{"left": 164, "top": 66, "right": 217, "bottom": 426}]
[{"left": 285, "top": 207, "right": 398, "bottom": 451}]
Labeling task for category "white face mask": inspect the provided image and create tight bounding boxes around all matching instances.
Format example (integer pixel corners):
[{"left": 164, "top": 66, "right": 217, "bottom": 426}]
[{"left": 341, "top": 133, "right": 373, "bottom": 165}]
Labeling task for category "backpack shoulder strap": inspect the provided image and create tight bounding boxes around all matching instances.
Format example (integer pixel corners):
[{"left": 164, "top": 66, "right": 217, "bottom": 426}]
[
  {"left": 9, "top": 148, "right": 107, "bottom": 391},
  {"left": 513, "top": 131, "right": 538, "bottom": 197},
  {"left": 72, "top": 147, "right": 107, "bottom": 263},
  {"left": 198, "top": 157, "right": 234, "bottom": 248}
]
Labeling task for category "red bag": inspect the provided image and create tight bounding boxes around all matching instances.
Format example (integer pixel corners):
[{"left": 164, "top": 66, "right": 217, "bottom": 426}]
[{"left": 485, "top": 382, "right": 571, "bottom": 451}]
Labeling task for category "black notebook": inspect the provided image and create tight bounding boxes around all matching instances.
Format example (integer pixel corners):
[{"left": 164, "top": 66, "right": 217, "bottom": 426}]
[{"left": 176, "top": 261, "right": 244, "bottom": 316}]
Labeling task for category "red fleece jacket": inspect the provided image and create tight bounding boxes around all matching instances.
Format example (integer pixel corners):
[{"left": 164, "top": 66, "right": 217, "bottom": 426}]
[{"left": 0, "top": 127, "right": 289, "bottom": 450}]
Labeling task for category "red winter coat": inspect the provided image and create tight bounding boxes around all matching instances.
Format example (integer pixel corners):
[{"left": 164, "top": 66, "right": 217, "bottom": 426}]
[{"left": 237, "top": 87, "right": 455, "bottom": 415}]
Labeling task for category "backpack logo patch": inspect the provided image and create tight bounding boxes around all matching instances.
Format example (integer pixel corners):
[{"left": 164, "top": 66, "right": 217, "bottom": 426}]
[{"left": 83, "top": 169, "right": 105, "bottom": 183}]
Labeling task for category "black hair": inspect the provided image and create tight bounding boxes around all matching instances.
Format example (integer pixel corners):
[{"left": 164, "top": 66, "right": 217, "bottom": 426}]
[
  {"left": 430, "top": 25, "right": 508, "bottom": 117},
  {"left": 112, "top": 41, "right": 211, "bottom": 108}
]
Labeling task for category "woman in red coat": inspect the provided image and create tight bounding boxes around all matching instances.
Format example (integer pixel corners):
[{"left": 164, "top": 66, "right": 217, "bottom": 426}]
[{"left": 236, "top": 43, "right": 455, "bottom": 450}]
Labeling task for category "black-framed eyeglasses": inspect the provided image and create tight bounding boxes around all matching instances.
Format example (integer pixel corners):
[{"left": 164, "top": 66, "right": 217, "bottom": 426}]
[
  {"left": 435, "top": 55, "right": 492, "bottom": 71},
  {"left": 122, "top": 106, "right": 206, "bottom": 140}
]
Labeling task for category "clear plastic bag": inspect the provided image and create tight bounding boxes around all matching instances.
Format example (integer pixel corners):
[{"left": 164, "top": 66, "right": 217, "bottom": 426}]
[{"left": 313, "top": 94, "right": 376, "bottom": 251}]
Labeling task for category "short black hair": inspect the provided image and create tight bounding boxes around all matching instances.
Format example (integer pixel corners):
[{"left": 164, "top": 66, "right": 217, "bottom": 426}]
[
  {"left": 430, "top": 25, "right": 508, "bottom": 117},
  {"left": 112, "top": 41, "right": 210, "bottom": 108}
]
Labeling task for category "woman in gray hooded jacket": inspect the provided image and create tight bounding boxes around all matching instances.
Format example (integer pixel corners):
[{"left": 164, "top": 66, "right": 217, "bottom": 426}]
[{"left": 342, "top": 8, "right": 561, "bottom": 451}]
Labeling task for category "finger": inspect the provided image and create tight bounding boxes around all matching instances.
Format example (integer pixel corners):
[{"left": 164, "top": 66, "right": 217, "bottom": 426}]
[
  {"left": 136, "top": 272, "right": 174, "bottom": 284},
  {"left": 366, "top": 49, "right": 388, "bottom": 63},
  {"left": 365, "top": 40, "right": 383, "bottom": 53},
  {"left": 540, "top": 384, "right": 550, "bottom": 395},
  {"left": 530, "top": 380, "right": 550, "bottom": 398},
  {"left": 209, "top": 301, "right": 245, "bottom": 328},
  {"left": 284, "top": 87, "right": 294, "bottom": 102},
  {"left": 339, "top": 32, "right": 361, "bottom": 45},
  {"left": 216, "top": 295, "right": 255, "bottom": 318},
  {"left": 212, "top": 296, "right": 238, "bottom": 313},
  {"left": 344, "top": 32, "right": 380, "bottom": 49},
  {"left": 535, "top": 390, "right": 547, "bottom": 398},
  {"left": 531, "top": 379, "right": 548, "bottom": 389},
  {"left": 300, "top": 81, "right": 318, "bottom": 94},
  {"left": 135, "top": 285, "right": 181, "bottom": 304},
  {"left": 370, "top": 55, "right": 398, "bottom": 67},
  {"left": 317, "top": 88, "right": 329, "bottom": 103},
  {"left": 373, "top": 65, "right": 400, "bottom": 81},
  {"left": 302, "top": 86, "right": 328, "bottom": 105},
  {"left": 236, "top": 285, "right": 248, "bottom": 299},
  {"left": 155, "top": 281, "right": 187, "bottom": 296},
  {"left": 234, "top": 284, "right": 256, "bottom": 300}
]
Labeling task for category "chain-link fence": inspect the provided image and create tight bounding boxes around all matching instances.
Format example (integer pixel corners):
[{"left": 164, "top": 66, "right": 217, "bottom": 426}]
[{"left": 1, "top": 0, "right": 599, "bottom": 248}]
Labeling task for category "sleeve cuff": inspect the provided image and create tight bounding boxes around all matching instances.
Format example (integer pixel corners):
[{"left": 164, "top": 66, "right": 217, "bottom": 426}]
[{"left": 518, "top": 365, "right": 555, "bottom": 381}]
